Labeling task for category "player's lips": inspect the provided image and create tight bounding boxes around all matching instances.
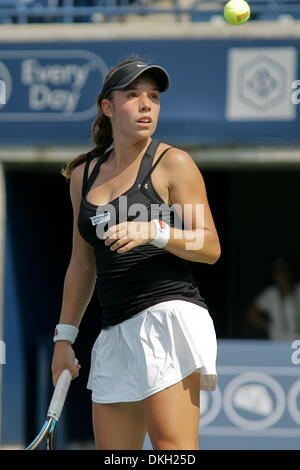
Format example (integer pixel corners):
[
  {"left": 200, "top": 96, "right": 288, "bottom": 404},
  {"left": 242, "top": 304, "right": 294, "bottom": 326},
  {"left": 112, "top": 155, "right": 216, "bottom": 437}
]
[{"left": 136, "top": 116, "right": 152, "bottom": 125}]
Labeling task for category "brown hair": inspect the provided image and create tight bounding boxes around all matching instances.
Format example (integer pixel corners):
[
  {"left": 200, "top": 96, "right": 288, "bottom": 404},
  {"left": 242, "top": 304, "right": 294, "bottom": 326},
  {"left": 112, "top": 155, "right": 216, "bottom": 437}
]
[{"left": 61, "top": 54, "right": 149, "bottom": 180}]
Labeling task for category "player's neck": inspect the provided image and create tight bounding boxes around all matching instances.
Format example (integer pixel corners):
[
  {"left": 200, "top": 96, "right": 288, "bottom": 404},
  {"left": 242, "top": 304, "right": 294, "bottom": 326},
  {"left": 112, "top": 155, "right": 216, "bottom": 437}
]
[{"left": 110, "top": 137, "right": 151, "bottom": 171}]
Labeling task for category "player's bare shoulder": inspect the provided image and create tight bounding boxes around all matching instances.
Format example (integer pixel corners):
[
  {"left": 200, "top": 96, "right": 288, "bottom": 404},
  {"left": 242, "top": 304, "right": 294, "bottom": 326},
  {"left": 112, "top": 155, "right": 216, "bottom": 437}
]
[
  {"left": 159, "top": 146, "right": 198, "bottom": 170},
  {"left": 158, "top": 146, "right": 201, "bottom": 189},
  {"left": 70, "top": 156, "right": 97, "bottom": 192},
  {"left": 69, "top": 155, "right": 97, "bottom": 208}
]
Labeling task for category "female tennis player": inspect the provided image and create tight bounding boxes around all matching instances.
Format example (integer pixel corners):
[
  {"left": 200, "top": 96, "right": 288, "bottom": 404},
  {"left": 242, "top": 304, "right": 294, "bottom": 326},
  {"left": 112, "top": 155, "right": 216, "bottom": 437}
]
[{"left": 51, "top": 56, "right": 221, "bottom": 450}]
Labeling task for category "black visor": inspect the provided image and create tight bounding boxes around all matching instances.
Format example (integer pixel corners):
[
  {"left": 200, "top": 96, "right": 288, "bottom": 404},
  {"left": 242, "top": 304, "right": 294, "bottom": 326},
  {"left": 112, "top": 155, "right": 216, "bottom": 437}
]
[{"left": 99, "top": 61, "right": 170, "bottom": 104}]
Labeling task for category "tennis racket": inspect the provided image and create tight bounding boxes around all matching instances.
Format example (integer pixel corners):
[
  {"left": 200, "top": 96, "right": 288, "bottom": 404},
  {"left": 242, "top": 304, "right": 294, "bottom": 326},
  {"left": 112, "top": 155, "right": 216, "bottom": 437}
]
[{"left": 26, "top": 361, "right": 77, "bottom": 450}]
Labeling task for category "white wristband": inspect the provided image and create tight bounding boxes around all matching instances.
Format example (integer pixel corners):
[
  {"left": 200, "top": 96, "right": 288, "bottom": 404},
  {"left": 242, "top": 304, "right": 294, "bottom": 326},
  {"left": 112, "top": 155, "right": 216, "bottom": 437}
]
[
  {"left": 53, "top": 324, "right": 79, "bottom": 344},
  {"left": 150, "top": 219, "right": 170, "bottom": 248}
]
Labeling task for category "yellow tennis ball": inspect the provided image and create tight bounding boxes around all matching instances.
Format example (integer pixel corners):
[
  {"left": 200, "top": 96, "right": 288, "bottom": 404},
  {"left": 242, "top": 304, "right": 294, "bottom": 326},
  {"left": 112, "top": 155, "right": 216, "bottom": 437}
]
[{"left": 224, "top": 0, "right": 251, "bottom": 25}]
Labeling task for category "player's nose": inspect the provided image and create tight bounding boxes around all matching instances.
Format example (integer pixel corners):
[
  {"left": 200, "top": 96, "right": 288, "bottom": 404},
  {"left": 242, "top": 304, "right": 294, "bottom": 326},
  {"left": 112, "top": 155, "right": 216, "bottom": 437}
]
[{"left": 139, "top": 93, "right": 151, "bottom": 111}]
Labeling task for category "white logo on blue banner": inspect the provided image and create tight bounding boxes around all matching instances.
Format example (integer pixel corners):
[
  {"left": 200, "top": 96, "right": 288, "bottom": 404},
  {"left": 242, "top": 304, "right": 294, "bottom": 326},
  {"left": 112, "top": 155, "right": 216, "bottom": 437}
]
[
  {"left": 0, "top": 340, "right": 5, "bottom": 364},
  {"left": 226, "top": 47, "right": 297, "bottom": 120},
  {"left": 200, "top": 386, "right": 222, "bottom": 427},
  {"left": 0, "top": 61, "right": 12, "bottom": 109},
  {"left": 287, "top": 378, "right": 300, "bottom": 425},
  {"left": 0, "top": 80, "right": 5, "bottom": 105},
  {"left": 0, "top": 50, "right": 108, "bottom": 121},
  {"left": 223, "top": 372, "right": 286, "bottom": 430}
]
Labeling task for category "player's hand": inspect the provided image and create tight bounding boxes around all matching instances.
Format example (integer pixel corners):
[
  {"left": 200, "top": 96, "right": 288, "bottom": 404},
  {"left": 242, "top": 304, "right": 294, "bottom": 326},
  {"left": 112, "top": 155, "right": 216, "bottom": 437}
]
[
  {"left": 103, "top": 221, "right": 156, "bottom": 254},
  {"left": 51, "top": 341, "right": 80, "bottom": 386}
]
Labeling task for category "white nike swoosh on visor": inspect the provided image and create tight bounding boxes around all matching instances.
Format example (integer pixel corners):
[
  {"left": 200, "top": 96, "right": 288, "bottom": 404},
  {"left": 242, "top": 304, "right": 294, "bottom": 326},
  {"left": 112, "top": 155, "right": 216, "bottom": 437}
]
[{"left": 137, "top": 64, "right": 146, "bottom": 68}]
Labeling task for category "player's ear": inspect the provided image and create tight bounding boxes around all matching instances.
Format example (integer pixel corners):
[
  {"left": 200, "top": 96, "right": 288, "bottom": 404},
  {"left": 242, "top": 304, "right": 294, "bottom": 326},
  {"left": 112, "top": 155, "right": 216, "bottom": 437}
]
[{"left": 101, "top": 98, "right": 113, "bottom": 119}]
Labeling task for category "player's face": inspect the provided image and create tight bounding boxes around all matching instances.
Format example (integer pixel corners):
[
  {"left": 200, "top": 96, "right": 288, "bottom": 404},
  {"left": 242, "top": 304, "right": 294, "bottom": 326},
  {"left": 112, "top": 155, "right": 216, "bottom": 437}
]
[{"left": 111, "top": 75, "right": 160, "bottom": 140}]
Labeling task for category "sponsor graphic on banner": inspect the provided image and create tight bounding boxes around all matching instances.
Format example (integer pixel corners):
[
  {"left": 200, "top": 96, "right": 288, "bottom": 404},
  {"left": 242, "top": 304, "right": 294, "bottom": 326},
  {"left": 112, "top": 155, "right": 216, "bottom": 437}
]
[
  {"left": 198, "top": 341, "right": 300, "bottom": 450},
  {"left": 0, "top": 340, "right": 5, "bottom": 364},
  {"left": 0, "top": 80, "right": 6, "bottom": 105},
  {"left": 142, "top": 341, "right": 300, "bottom": 450},
  {"left": 0, "top": 50, "right": 108, "bottom": 121},
  {"left": 0, "top": 62, "right": 11, "bottom": 108},
  {"left": 0, "top": 40, "right": 300, "bottom": 144},
  {"left": 226, "top": 47, "right": 297, "bottom": 121}
]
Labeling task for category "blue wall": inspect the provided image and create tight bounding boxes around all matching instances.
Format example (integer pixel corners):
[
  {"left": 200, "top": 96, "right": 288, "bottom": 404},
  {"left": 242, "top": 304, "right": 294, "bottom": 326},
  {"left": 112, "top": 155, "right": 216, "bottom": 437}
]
[
  {"left": 1, "top": 167, "right": 73, "bottom": 446},
  {"left": 1, "top": 220, "right": 26, "bottom": 445}
]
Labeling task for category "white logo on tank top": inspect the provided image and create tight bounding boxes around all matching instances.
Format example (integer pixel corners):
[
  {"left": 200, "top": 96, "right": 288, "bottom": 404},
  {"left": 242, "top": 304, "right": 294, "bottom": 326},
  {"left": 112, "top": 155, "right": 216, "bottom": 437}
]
[{"left": 90, "top": 211, "right": 110, "bottom": 226}]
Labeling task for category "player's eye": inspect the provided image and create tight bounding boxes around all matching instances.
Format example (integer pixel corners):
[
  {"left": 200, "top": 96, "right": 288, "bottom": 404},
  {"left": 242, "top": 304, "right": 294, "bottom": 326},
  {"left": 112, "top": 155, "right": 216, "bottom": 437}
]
[
  {"left": 126, "top": 91, "right": 137, "bottom": 98},
  {"left": 151, "top": 93, "right": 159, "bottom": 101}
]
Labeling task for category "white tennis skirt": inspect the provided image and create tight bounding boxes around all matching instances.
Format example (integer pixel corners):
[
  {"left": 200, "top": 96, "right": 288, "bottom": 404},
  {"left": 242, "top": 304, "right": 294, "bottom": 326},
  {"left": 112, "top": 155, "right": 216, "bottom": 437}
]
[{"left": 87, "top": 299, "right": 218, "bottom": 403}]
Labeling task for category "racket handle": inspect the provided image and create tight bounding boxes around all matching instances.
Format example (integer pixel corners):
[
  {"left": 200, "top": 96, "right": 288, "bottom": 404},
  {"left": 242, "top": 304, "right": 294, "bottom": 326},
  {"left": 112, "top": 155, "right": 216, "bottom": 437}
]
[{"left": 47, "top": 359, "right": 78, "bottom": 420}]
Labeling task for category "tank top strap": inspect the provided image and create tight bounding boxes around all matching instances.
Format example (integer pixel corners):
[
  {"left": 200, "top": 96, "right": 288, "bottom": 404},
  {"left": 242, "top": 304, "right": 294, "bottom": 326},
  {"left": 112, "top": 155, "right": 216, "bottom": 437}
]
[
  {"left": 135, "top": 139, "right": 160, "bottom": 186},
  {"left": 81, "top": 152, "right": 93, "bottom": 197},
  {"left": 82, "top": 149, "right": 112, "bottom": 197},
  {"left": 139, "top": 146, "right": 173, "bottom": 186},
  {"left": 144, "top": 139, "right": 160, "bottom": 159}
]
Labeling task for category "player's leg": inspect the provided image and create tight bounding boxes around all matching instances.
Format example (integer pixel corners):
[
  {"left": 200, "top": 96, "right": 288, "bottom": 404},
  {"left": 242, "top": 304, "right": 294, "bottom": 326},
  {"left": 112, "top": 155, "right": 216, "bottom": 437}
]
[
  {"left": 145, "top": 372, "right": 200, "bottom": 450},
  {"left": 92, "top": 400, "right": 146, "bottom": 450}
]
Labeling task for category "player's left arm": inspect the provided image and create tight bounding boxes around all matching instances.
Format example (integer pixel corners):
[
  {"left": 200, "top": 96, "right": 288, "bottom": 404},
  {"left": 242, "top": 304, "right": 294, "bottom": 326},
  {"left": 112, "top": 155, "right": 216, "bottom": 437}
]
[{"left": 163, "top": 148, "right": 221, "bottom": 264}]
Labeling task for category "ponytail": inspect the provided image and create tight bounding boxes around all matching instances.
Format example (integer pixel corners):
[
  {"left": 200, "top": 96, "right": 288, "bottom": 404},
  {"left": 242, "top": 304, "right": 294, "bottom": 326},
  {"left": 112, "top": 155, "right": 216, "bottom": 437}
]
[
  {"left": 61, "top": 98, "right": 113, "bottom": 180},
  {"left": 61, "top": 55, "right": 148, "bottom": 180}
]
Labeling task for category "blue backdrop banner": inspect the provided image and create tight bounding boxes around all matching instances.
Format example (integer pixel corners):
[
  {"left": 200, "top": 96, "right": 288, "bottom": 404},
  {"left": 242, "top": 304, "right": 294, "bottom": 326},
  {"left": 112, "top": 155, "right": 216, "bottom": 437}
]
[
  {"left": 198, "top": 340, "right": 300, "bottom": 450},
  {"left": 144, "top": 340, "right": 300, "bottom": 450},
  {"left": 0, "top": 39, "right": 299, "bottom": 146}
]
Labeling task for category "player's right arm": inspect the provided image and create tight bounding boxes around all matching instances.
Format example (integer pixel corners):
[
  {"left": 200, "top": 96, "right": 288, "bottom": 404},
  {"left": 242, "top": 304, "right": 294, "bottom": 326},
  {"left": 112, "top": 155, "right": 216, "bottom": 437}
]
[{"left": 52, "top": 161, "right": 97, "bottom": 385}]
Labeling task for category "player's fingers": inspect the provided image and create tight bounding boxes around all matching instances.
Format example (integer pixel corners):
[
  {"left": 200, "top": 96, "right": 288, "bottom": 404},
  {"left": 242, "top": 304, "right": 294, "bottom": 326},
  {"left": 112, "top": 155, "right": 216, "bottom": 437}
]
[
  {"left": 110, "top": 234, "right": 130, "bottom": 251},
  {"left": 52, "top": 368, "right": 64, "bottom": 387},
  {"left": 103, "top": 224, "right": 120, "bottom": 241},
  {"left": 104, "top": 226, "right": 127, "bottom": 246},
  {"left": 53, "top": 361, "right": 80, "bottom": 386},
  {"left": 116, "top": 240, "right": 138, "bottom": 254},
  {"left": 71, "top": 362, "right": 80, "bottom": 380}
]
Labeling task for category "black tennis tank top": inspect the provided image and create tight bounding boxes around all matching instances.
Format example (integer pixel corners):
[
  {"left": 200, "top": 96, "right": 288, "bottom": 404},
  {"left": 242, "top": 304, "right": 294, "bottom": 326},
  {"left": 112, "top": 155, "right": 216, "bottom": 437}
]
[{"left": 78, "top": 139, "right": 207, "bottom": 328}]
